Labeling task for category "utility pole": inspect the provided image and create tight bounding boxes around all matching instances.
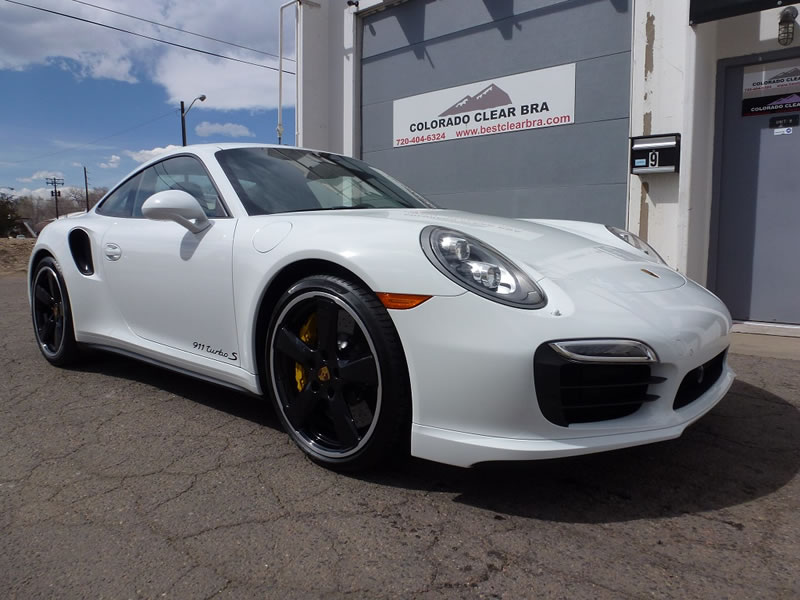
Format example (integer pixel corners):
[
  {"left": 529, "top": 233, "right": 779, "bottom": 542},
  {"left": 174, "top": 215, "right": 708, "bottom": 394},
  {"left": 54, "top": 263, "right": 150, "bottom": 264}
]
[
  {"left": 84, "top": 167, "right": 90, "bottom": 212},
  {"left": 46, "top": 177, "right": 64, "bottom": 219}
]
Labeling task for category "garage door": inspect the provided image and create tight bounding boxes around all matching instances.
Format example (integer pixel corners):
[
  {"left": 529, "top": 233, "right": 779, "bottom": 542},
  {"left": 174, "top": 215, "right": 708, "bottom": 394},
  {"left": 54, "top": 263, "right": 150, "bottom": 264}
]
[{"left": 360, "top": 0, "right": 633, "bottom": 224}]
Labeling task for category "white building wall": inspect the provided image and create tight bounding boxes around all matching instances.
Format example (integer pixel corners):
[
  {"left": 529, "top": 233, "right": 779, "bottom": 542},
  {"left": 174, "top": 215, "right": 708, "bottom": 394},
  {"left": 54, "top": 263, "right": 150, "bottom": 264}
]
[
  {"left": 629, "top": 0, "right": 798, "bottom": 283},
  {"left": 628, "top": 1, "right": 691, "bottom": 272},
  {"left": 297, "top": 0, "right": 362, "bottom": 154},
  {"left": 296, "top": 0, "right": 330, "bottom": 148}
]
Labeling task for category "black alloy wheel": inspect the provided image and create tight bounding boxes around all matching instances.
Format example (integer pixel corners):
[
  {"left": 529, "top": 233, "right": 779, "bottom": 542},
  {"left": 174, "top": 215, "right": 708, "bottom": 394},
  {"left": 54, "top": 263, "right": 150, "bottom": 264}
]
[
  {"left": 267, "top": 275, "right": 410, "bottom": 470},
  {"left": 31, "top": 257, "right": 79, "bottom": 365}
]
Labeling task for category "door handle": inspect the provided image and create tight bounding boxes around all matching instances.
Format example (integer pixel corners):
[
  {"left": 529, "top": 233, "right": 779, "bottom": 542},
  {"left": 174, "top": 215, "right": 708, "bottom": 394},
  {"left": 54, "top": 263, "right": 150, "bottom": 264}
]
[{"left": 104, "top": 243, "right": 122, "bottom": 261}]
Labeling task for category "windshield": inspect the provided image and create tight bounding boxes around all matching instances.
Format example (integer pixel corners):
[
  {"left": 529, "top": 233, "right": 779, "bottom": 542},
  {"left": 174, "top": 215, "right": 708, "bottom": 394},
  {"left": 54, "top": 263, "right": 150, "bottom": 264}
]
[{"left": 215, "top": 147, "right": 437, "bottom": 216}]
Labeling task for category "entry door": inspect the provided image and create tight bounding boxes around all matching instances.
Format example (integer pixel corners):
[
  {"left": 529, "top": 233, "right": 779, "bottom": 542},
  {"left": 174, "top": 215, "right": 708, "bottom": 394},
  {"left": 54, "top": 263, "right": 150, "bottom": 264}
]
[
  {"left": 97, "top": 153, "right": 241, "bottom": 364},
  {"left": 102, "top": 218, "right": 240, "bottom": 364},
  {"left": 714, "top": 58, "right": 800, "bottom": 324}
]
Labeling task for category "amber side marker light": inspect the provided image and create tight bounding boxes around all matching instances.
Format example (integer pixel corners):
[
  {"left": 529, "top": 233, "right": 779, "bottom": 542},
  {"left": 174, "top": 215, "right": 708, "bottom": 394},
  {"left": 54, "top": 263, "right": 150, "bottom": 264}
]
[{"left": 376, "top": 293, "right": 432, "bottom": 309}]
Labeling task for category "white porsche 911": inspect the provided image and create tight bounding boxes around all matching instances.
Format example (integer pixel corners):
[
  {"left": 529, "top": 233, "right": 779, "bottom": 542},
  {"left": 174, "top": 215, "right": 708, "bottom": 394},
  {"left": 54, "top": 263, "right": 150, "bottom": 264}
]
[{"left": 29, "top": 144, "right": 734, "bottom": 470}]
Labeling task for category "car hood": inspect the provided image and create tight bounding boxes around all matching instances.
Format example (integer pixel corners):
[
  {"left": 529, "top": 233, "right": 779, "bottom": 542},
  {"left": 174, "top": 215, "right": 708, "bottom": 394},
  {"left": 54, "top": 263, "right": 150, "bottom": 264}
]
[{"left": 340, "top": 209, "right": 686, "bottom": 294}]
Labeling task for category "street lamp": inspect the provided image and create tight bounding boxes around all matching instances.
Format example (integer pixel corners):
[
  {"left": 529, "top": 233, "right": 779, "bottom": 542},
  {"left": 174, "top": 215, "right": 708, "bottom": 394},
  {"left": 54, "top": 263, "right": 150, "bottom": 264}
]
[{"left": 180, "top": 94, "right": 207, "bottom": 146}]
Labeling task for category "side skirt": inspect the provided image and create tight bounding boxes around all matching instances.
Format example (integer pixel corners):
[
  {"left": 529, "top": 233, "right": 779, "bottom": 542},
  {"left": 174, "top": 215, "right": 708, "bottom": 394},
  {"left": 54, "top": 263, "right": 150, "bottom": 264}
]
[{"left": 84, "top": 343, "right": 263, "bottom": 398}]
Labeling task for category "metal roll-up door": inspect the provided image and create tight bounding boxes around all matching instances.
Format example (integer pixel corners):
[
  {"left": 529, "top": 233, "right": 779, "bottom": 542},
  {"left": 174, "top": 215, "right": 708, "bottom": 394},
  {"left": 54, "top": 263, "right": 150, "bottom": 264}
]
[{"left": 360, "top": 0, "right": 632, "bottom": 223}]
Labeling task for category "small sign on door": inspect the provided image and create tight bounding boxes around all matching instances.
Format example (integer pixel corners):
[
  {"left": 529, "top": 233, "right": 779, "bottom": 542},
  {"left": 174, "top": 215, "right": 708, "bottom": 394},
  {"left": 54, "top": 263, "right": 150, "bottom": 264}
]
[{"left": 769, "top": 114, "right": 799, "bottom": 129}]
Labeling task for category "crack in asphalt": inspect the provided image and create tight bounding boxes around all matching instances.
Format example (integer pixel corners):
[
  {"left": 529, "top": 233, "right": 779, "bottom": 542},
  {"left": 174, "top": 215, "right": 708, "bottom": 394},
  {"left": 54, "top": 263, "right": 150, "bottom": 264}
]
[{"left": 0, "top": 274, "right": 798, "bottom": 598}]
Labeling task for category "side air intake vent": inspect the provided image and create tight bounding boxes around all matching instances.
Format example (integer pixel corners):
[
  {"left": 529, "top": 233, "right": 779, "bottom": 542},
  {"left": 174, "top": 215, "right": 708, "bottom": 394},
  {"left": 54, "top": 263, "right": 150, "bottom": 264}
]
[
  {"left": 534, "top": 343, "right": 666, "bottom": 426},
  {"left": 68, "top": 229, "right": 94, "bottom": 276},
  {"left": 673, "top": 350, "right": 726, "bottom": 410}
]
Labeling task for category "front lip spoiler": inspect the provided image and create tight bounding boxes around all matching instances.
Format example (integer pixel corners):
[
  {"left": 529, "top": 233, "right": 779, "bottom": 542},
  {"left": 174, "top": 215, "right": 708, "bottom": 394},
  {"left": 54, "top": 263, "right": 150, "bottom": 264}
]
[{"left": 410, "top": 368, "right": 735, "bottom": 468}]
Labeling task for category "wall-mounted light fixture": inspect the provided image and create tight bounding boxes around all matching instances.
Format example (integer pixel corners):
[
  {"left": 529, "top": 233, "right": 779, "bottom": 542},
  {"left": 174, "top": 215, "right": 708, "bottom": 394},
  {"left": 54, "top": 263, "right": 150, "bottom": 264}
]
[{"left": 778, "top": 6, "right": 798, "bottom": 47}]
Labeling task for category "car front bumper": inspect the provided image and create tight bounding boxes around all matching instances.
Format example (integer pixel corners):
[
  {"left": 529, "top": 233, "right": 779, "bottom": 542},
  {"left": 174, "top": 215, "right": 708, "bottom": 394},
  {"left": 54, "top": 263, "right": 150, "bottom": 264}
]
[
  {"left": 411, "top": 366, "right": 734, "bottom": 467},
  {"left": 388, "top": 276, "right": 734, "bottom": 468}
]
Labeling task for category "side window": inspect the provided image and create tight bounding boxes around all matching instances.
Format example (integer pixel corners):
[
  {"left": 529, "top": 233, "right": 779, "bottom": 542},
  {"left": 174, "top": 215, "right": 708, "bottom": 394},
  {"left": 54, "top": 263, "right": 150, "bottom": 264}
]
[
  {"left": 96, "top": 172, "right": 144, "bottom": 218},
  {"left": 135, "top": 156, "right": 226, "bottom": 218}
]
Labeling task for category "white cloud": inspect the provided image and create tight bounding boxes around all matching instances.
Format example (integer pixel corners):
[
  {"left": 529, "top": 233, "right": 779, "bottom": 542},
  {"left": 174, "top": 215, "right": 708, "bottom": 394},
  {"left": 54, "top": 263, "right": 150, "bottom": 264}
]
[
  {"left": 71, "top": 162, "right": 83, "bottom": 168},
  {"left": 124, "top": 145, "right": 182, "bottom": 163},
  {"left": 9, "top": 186, "right": 53, "bottom": 200},
  {"left": 0, "top": 1, "right": 153, "bottom": 82},
  {"left": 99, "top": 155, "right": 121, "bottom": 169},
  {"left": 153, "top": 50, "right": 290, "bottom": 112},
  {"left": 17, "top": 170, "right": 64, "bottom": 183},
  {"left": 195, "top": 121, "right": 255, "bottom": 138},
  {"left": 0, "top": 1, "right": 293, "bottom": 109}
]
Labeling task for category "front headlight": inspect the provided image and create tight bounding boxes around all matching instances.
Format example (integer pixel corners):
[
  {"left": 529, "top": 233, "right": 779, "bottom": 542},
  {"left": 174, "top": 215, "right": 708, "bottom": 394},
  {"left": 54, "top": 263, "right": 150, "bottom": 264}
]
[
  {"left": 421, "top": 226, "right": 546, "bottom": 309},
  {"left": 605, "top": 226, "right": 666, "bottom": 264}
]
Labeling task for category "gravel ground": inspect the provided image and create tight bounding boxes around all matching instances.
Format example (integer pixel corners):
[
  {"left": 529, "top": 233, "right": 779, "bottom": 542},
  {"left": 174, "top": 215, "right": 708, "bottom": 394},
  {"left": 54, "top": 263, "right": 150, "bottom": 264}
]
[
  {"left": 1, "top": 272, "right": 798, "bottom": 599},
  {"left": 0, "top": 239, "right": 35, "bottom": 276}
]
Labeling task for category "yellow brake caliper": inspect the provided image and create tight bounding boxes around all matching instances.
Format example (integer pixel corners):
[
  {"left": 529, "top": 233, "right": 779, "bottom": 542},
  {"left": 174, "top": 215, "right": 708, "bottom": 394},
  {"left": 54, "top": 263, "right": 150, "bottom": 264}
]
[{"left": 295, "top": 313, "right": 318, "bottom": 392}]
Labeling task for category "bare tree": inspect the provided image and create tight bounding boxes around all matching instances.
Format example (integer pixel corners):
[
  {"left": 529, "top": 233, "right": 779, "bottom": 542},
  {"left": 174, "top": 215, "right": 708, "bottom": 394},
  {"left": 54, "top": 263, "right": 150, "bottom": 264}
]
[
  {"left": 88, "top": 187, "right": 108, "bottom": 208},
  {"left": 63, "top": 187, "right": 85, "bottom": 213},
  {"left": 0, "top": 192, "right": 21, "bottom": 237},
  {"left": 14, "top": 187, "right": 109, "bottom": 225}
]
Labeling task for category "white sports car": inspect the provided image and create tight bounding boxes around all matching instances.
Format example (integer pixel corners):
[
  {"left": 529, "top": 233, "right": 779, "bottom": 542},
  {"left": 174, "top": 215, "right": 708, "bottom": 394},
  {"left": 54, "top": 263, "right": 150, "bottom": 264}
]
[{"left": 29, "top": 144, "right": 734, "bottom": 470}]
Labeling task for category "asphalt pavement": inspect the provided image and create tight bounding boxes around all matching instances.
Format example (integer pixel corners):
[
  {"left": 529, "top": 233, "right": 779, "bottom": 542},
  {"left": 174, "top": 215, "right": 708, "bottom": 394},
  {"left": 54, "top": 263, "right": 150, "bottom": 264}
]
[{"left": 1, "top": 273, "right": 798, "bottom": 599}]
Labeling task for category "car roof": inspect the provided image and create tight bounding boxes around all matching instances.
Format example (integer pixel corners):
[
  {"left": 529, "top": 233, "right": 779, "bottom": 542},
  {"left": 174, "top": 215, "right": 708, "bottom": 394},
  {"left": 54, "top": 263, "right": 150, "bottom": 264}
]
[
  {"left": 94, "top": 143, "right": 349, "bottom": 216},
  {"left": 136, "top": 142, "right": 341, "bottom": 170}
]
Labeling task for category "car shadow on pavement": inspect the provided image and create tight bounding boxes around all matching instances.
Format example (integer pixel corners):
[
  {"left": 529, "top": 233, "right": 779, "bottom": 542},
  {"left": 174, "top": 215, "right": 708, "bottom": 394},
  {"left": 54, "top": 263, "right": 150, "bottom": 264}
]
[
  {"left": 72, "top": 350, "right": 281, "bottom": 430},
  {"left": 363, "top": 379, "right": 800, "bottom": 523},
  {"left": 72, "top": 354, "right": 798, "bottom": 524}
]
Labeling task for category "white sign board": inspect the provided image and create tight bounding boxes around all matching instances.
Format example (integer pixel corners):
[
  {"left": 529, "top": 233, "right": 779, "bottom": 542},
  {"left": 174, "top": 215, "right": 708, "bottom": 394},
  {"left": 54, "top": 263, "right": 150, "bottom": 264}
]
[
  {"left": 742, "top": 58, "right": 800, "bottom": 116},
  {"left": 392, "top": 63, "right": 576, "bottom": 148}
]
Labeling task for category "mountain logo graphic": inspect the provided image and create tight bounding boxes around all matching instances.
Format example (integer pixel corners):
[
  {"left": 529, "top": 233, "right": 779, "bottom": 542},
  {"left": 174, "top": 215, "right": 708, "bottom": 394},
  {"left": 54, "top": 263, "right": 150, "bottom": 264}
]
[
  {"left": 439, "top": 83, "right": 512, "bottom": 117},
  {"left": 768, "top": 93, "right": 800, "bottom": 106},
  {"left": 771, "top": 67, "right": 800, "bottom": 80}
]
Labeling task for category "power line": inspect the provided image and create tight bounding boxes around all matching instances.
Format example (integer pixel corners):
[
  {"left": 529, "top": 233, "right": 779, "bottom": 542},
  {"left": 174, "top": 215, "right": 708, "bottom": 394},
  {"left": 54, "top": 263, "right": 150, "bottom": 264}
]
[
  {"left": 69, "top": 0, "right": 294, "bottom": 63},
  {"left": 10, "top": 108, "right": 177, "bottom": 164},
  {"left": 3, "top": 0, "right": 295, "bottom": 74}
]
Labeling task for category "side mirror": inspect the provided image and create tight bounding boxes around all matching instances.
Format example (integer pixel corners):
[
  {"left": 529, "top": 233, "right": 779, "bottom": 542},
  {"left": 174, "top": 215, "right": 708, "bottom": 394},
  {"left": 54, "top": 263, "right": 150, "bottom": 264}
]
[{"left": 141, "top": 190, "right": 210, "bottom": 233}]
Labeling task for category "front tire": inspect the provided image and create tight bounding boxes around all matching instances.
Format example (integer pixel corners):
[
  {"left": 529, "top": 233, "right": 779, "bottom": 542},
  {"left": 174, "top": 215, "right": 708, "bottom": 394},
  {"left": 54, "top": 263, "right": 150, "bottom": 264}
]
[
  {"left": 266, "top": 275, "right": 410, "bottom": 471},
  {"left": 31, "top": 257, "right": 80, "bottom": 366}
]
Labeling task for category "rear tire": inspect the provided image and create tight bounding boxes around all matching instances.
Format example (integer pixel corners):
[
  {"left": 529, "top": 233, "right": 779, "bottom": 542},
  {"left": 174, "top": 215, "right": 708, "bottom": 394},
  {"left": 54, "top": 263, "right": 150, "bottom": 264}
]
[
  {"left": 31, "top": 257, "right": 80, "bottom": 366},
  {"left": 266, "top": 275, "right": 410, "bottom": 471}
]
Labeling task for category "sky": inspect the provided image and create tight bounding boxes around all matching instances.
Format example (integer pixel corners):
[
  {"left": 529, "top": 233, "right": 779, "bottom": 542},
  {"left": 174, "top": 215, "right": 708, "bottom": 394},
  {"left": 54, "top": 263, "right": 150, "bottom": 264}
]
[{"left": 0, "top": 0, "right": 297, "bottom": 198}]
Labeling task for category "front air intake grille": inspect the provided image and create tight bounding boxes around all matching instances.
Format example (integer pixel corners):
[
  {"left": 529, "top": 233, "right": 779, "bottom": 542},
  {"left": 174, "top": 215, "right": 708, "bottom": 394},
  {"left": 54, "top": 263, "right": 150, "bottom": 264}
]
[
  {"left": 534, "top": 343, "right": 665, "bottom": 427},
  {"left": 673, "top": 350, "right": 726, "bottom": 410}
]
